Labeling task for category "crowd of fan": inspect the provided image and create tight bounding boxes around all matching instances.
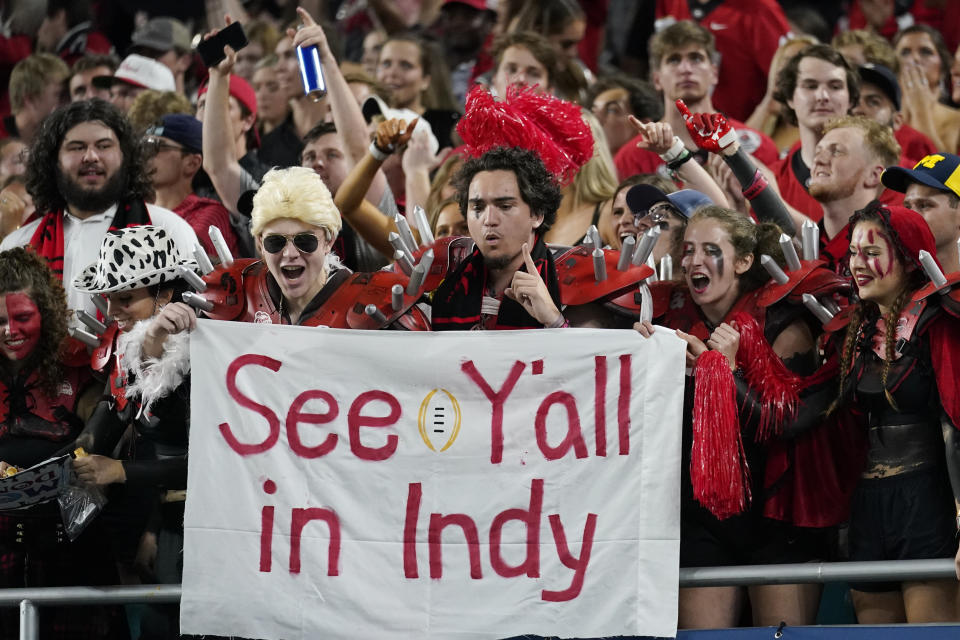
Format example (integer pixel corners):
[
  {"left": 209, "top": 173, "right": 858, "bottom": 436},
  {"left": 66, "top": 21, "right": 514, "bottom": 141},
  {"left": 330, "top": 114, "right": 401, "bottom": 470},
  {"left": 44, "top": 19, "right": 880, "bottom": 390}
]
[{"left": 0, "top": 0, "right": 960, "bottom": 638}]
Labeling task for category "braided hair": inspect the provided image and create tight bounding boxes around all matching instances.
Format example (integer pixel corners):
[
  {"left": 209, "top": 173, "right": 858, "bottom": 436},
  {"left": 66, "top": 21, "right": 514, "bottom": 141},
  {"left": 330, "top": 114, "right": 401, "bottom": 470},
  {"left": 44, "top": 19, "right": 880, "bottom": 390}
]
[{"left": 832, "top": 202, "right": 927, "bottom": 411}]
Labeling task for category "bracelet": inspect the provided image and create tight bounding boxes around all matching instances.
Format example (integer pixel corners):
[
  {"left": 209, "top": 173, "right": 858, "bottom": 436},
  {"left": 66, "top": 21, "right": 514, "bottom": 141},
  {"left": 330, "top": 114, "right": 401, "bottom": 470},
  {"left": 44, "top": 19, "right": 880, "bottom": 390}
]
[
  {"left": 742, "top": 169, "right": 768, "bottom": 200},
  {"left": 546, "top": 314, "right": 568, "bottom": 329},
  {"left": 368, "top": 141, "right": 392, "bottom": 162},
  {"left": 666, "top": 148, "right": 694, "bottom": 171},
  {"left": 659, "top": 136, "right": 687, "bottom": 163}
]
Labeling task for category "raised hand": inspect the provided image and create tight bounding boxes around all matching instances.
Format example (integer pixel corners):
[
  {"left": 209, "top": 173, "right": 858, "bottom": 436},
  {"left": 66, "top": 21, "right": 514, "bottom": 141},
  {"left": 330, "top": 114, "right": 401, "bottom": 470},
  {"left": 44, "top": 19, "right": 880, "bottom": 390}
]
[
  {"left": 628, "top": 117, "right": 677, "bottom": 156},
  {"left": 374, "top": 118, "right": 418, "bottom": 154},
  {"left": 676, "top": 99, "right": 738, "bottom": 154},
  {"left": 203, "top": 16, "right": 238, "bottom": 76},
  {"left": 402, "top": 128, "right": 448, "bottom": 174},
  {"left": 504, "top": 243, "right": 563, "bottom": 326},
  {"left": 289, "top": 7, "right": 332, "bottom": 61}
]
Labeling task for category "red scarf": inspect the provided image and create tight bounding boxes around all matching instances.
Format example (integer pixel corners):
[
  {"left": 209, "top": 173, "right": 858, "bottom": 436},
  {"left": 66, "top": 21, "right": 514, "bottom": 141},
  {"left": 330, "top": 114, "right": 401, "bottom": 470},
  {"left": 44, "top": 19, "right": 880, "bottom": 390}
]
[{"left": 28, "top": 200, "right": 152, "bottom": 280}]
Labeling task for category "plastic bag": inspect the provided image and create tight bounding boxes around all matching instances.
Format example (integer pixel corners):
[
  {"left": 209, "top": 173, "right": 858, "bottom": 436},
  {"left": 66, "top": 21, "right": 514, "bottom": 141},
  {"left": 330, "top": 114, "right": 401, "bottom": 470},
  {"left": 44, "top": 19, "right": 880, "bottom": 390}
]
[{"left": 57, "top": 455, "right": 107, "bottom": 541}]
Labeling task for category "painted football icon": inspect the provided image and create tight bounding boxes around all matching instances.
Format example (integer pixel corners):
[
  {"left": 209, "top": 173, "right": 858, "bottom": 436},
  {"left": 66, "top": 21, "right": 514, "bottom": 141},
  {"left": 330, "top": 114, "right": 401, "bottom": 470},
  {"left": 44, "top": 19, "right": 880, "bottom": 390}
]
[{"left": 417, "top": 388, "right": 462, "bottom": 452}]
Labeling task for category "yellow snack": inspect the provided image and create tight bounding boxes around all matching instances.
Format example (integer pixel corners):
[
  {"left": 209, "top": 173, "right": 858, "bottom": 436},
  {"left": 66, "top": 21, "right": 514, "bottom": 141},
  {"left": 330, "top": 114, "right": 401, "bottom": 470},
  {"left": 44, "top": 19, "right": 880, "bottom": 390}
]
[
  {"left": 73, "top": 447, "right": 88, "bottom": 458},
  {"left": 3, "top": 466, "right": 18, "bottom": 477}
]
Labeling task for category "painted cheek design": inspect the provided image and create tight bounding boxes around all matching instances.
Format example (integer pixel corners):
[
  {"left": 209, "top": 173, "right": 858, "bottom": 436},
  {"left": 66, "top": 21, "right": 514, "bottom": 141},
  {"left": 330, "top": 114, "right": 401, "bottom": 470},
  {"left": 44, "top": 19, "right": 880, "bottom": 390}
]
[
  {"left": 706, "top": 247, "right": 724, "bottom": 277},
  {"left": 876, "top": 232, "right": 894, "bottom": 277}
]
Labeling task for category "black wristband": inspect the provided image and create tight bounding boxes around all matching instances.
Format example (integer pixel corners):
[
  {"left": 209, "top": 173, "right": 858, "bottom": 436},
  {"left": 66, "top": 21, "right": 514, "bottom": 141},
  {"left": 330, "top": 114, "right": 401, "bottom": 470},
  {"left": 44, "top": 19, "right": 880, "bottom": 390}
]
[{"left": 666, "top": 148, "right": 694, "bottom": 171}]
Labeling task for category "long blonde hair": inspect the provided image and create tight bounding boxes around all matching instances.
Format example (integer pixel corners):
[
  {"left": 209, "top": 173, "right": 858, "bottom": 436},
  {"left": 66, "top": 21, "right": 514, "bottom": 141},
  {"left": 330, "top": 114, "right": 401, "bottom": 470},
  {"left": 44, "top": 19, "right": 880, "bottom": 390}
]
[{"left": 571, "top": 110, "right": 618, "bottom": 209}]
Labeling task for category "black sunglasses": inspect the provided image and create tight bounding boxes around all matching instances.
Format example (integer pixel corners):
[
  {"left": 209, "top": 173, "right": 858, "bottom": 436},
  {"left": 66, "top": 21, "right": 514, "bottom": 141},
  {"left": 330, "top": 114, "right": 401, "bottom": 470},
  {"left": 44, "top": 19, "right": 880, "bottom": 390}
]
[{"left": 262, "top": 232, "right": 321, "bottom": 254}]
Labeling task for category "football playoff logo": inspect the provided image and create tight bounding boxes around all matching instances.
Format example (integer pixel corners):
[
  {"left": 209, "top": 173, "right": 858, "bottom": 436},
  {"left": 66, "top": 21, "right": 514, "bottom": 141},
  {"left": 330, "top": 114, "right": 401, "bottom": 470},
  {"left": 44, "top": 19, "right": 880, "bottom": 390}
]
[{"left": 417, "top": 388, "right": 462, "bottom": 452}]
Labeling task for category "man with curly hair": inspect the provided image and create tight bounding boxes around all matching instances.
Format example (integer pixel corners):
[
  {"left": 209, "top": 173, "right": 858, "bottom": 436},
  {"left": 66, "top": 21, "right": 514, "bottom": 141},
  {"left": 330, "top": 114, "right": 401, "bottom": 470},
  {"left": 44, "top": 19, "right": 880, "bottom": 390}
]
[
  {"left": 0, "top": 100, "right": 197, "bottom": 320},
  {"left": 431, "top": 146, "right": 568, "bottom": 330}
]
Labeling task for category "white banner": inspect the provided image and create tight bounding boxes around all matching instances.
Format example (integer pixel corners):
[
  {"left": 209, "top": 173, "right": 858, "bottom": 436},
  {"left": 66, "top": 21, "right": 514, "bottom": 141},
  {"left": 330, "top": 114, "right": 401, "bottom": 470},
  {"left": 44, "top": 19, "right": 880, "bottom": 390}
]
[{"left": 182, "top": 321, "right": 684, "bottom": 639}]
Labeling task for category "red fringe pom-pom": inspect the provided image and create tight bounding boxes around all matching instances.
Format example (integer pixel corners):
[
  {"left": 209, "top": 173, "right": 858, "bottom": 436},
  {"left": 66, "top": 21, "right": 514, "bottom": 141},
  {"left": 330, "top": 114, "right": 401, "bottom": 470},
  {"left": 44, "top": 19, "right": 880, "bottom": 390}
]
[
  {"left": 730, "top": 312, "right": 801, "bottom": 442},
  {"left": 691, "top": 350, "right": 751, "bottom": 520},
  {"left": 455, "top": 85, "right": 594, "bottom": 185}
]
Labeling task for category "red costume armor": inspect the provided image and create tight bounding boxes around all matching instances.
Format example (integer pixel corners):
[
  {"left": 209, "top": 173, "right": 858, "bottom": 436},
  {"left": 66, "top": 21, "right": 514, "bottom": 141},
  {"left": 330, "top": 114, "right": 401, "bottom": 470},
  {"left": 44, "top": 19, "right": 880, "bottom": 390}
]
[{"left": 196, "top": 260, "right": 430, "bottom": 330}]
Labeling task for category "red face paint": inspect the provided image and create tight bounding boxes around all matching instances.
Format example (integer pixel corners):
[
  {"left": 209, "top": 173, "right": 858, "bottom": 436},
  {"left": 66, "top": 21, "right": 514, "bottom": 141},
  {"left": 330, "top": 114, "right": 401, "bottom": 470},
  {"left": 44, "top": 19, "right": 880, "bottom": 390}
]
[
  {"left": 0, "top": 292, "right": 42, "bottom": 361},
  {"left": 876, "top": 231, "right": 893, "bottom": 277}
]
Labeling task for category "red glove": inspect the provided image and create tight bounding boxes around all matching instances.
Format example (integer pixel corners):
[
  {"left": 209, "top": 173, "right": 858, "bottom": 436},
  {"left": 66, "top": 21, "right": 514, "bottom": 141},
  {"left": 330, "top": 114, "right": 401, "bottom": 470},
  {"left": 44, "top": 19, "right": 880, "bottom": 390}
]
[{"left": 676, "top": 99, "right": 738, "bottom": 154}]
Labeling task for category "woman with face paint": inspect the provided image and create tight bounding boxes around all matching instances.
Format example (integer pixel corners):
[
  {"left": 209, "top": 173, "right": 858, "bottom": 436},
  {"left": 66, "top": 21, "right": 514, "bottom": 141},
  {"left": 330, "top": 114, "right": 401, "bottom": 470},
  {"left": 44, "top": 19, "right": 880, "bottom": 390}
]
[
  {"left": 0, "top": 248, "right": 128, "bottom": 639},
  {"left": 635, "top": 206, "right": 848, "bottom": 630},
  {"left": 810, "top": 203, "right": 960, "bottom": 623}
]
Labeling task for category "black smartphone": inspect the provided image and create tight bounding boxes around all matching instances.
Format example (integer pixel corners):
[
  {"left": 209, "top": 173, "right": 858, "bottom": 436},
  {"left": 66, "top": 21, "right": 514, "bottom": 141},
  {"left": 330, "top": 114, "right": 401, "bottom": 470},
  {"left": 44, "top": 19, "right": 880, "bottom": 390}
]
[{"left": 196, "top": 21, "right": 248, "bottom": 68}]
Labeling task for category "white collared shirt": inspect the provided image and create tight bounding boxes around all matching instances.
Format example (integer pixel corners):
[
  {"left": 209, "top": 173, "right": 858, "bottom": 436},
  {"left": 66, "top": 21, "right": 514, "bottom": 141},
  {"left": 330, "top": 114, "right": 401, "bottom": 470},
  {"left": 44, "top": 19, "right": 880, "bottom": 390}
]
[{"left": 1, "top": 204, "right": 200, "bottom": 320}]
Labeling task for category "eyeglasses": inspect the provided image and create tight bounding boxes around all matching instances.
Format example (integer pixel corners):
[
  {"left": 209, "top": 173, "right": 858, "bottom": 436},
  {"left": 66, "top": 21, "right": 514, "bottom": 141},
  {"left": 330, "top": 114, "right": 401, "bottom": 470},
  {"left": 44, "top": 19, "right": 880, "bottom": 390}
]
[
  {"left": 636, "top": 202, "right": 678, "bottom": 227},
  {"left": 262, "top": 232, "right": 321, "bottom": 254},
  {"left": 143, "top": 136, "right": 186, "bottom": 154}
]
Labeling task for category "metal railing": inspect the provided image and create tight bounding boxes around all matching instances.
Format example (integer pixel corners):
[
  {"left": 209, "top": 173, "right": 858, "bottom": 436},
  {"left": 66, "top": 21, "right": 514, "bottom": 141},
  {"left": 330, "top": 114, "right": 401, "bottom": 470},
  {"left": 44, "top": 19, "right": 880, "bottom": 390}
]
[{"left": 0, "top": 559, "right": 956, "bottom": 640}]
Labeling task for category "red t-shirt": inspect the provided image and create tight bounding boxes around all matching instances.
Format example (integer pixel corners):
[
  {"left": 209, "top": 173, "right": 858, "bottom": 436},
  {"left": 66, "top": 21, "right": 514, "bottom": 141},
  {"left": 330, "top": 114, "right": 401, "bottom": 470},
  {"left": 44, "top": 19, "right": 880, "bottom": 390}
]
[
  {"left": 895, "top": 124, "right": 937, "bottom": 168},
  {"left": 174, "top": 193, "right": 240, "bottom": 258},
  {"left": 655, "top": 0, "right": 791, "bottom": 122},
  {"left": 613, "top": 116, "right": 778, "bottom": 180}
]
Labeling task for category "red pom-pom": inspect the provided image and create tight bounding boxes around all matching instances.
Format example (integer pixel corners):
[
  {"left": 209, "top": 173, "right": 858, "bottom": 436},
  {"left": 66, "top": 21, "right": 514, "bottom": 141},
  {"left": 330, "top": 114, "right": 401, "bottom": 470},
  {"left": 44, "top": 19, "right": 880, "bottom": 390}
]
[
  {"left": 730, "top": 312, "right": 801, "bottom": 441},
  {"left": 691, "top": 350, "right": 750, "bottom": 520},
  {"left": 456, "top": 85, "right": 594, "bottom": 185}
]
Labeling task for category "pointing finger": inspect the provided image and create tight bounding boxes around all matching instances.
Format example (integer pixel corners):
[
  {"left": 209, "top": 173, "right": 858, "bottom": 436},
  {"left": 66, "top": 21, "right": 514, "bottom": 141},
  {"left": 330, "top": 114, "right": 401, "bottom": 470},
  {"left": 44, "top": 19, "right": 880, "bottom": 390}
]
[
  {"left": 296, "top": 7, "right": 317, "bottom": 26},
  {"left": 521, "top": 242, "right": 537, "bottom": 274}
]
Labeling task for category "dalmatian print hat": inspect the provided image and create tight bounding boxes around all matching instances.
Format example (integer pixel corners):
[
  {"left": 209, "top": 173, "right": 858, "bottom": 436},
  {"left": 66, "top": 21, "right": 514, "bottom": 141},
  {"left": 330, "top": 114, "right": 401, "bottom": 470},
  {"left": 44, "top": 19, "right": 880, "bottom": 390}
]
[{"left": 73, "top": 225, "right": 201, "bottom": 294}]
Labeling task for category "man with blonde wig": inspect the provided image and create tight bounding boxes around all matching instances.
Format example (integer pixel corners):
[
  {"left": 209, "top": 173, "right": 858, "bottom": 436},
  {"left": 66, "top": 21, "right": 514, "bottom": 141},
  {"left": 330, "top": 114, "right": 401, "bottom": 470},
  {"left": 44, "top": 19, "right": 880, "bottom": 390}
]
[{"left": 193, "top": 166, "right": 428, "bottom": 329}]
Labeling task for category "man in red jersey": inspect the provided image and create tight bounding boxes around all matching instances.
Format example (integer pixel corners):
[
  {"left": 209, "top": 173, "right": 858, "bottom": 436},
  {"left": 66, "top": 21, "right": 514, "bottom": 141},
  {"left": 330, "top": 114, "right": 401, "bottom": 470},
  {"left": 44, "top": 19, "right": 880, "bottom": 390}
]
[
  {"left": 770, "top": 44, "right": 859, "bottom": 222},
  {"left": 614, "top": 20, "right": 778, "bottom": 181},
  {"left": 654, "top": 0, "right": 791, "bottom": 121}
]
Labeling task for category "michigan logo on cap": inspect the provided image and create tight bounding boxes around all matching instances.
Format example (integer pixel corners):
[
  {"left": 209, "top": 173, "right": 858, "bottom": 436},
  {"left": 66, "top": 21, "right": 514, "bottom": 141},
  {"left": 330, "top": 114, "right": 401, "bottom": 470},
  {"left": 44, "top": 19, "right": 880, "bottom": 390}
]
[{"left": 417, "top": 389, "right": 462, "bottom": 452}]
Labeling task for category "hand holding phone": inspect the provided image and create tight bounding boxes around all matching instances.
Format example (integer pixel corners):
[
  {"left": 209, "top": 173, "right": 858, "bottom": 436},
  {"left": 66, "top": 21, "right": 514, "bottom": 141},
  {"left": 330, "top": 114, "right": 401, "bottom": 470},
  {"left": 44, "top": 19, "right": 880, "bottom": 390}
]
[{"left": 197, "top": 21, "right": 248, "bottom": 69}]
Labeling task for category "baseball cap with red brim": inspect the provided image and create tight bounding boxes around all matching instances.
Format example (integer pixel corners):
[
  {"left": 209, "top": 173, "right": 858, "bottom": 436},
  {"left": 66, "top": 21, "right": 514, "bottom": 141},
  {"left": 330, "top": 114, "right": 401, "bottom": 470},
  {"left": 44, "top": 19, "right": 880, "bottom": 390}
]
[
  {"left": 92, "top": 54, "right": 176, "bottom": 92},
  {"left": 198, "top": 75, "right": 260, "bottom": 147}
]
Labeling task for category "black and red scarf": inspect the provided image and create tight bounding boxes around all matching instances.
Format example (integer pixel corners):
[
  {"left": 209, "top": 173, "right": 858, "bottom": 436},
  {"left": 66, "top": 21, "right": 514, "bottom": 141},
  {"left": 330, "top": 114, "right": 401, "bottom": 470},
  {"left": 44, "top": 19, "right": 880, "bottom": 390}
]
[
  {"left": 28, "top": 199, "right": 152, "bottom": 280},
  {"left": 431, "top": 235, "right": 561, "bottom": 330}
]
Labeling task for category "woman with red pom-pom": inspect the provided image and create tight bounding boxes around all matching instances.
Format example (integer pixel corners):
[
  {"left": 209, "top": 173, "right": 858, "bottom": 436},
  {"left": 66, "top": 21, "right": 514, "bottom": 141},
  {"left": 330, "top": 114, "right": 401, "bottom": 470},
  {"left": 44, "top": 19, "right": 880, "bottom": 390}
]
[{"left": 635, "top": 206, "right": 842, "bottom": 630}]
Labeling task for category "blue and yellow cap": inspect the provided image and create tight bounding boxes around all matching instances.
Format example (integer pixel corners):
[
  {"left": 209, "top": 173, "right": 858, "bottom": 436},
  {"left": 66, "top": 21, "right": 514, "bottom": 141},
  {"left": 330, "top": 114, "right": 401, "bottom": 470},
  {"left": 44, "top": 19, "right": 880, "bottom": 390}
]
[{"left": 881, "top": 153, "right": 960, "bottom": 198}]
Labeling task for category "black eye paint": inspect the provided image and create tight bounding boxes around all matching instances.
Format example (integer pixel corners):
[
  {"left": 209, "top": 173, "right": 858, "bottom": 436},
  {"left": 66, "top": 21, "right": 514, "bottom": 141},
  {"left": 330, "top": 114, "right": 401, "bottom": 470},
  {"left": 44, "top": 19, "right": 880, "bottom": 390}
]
[{"left": 706, "top": 245, "right": 724, "bottom": 277}]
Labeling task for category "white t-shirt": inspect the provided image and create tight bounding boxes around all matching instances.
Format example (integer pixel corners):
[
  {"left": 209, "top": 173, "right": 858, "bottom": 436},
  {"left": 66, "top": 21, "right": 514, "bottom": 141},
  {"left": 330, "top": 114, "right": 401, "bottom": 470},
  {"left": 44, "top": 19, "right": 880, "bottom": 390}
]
[{"left": 1, "top": 204, "right": 200, "bottom": 319}]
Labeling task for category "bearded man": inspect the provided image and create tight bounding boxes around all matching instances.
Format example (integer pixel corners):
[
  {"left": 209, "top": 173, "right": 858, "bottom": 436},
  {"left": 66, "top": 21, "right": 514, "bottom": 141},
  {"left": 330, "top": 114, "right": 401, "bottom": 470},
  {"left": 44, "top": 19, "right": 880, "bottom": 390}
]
[{"left": 0, "top": 99, "right": 198, "bottom": 319}]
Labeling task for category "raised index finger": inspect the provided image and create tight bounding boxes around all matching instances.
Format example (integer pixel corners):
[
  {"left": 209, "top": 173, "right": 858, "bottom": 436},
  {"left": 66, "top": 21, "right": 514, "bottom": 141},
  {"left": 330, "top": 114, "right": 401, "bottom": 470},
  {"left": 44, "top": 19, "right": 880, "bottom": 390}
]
[
  {"left": 675, "top": 99, "right": 692, "bottom": 120},
  {"left": 521, "top": 242, "right": 538, "bottom": 275},
  {"left": 296, "top": 6, "right": 317, "bottom": 26}
]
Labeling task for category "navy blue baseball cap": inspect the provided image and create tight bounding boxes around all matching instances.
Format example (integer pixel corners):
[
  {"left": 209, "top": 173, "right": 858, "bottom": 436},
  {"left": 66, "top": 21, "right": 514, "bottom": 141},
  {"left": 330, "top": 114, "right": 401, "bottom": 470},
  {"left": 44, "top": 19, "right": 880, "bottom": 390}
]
[
  {"left": 145, "top": 113, "right": 203, "bottom": 154},
  {"left": 881, "top": 153, "right": 960, "bottom": 198},
  {"left": 625, "top": 185, "right": 713, "bottom": 219},
  {"left": 858, "top": 63, "right": 901, "bottom": 111}
]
